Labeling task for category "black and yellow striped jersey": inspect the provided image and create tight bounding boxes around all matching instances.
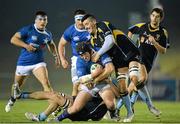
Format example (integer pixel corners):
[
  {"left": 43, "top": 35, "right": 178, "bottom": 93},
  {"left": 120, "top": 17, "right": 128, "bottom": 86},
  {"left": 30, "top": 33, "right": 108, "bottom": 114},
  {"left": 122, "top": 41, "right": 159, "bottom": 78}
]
[
  {"left": 91, "top": 21, "right": 139, "bottom": 61},
  {"left": 128, "top": 22, "right": 169, "bottom": 72}
]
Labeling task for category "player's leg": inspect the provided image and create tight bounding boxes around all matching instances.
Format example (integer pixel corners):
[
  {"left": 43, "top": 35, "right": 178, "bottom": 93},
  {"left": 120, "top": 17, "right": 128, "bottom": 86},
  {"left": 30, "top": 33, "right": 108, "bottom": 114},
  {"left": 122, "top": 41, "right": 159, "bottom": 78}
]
[
  {"left": 56, "top": 89, "right": 92, "bottom": 121},
  {"left": 25, "top": 100, "right": 59, "bottom": 122},
  {"left": 138, "top": 85, "right": 161, "bottom": 116},
  {"left": 99, "top": 87, "right": 119, "bottom": 121},
  {"left": 5, "top": 74, "right": 28, "bottom": 112},
  {"left": 71, "top": 56, "right": 79, "bottom": 97},
  {"left": 128, "top": 61, "right": 140, "bottom": 93},
  {"left": 32, "top": 63, "right": 53, "bottom": 92},
  {"left": 24, "top": 92, "right": 73, "bottom": 122},
  {"left": 117, "top": 67, "right": 134, "bottom": 122}
]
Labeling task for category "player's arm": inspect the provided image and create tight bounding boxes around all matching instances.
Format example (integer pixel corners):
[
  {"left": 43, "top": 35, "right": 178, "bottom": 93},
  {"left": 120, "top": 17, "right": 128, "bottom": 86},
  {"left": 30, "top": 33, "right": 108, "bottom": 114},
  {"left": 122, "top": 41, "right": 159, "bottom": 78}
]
[
  {"left": 11, "top": 32, "right": 36, "bottom": 52},
  {"left": 93, "top": 54, "right": 115, "bottom": 83},
  {"left": 47, "top": 41, "right": 60, "bottom": 67},
  {"left": 58, "top": 36, "right": 69, "bottom": 68},
  {"left": 92, "top": 34, "right": 115, "bottom": 63},
  {"left": 77, "top": 62, "right": 102, "bottom": 84},
  {"left": 148, "top": 35, "right": 166, "bottom": 54},
  {"left": 128, "top": 31, "right": 133, "bottom": 39},
  {"left": 94, "top": 62, "right": 114, "bottom": 83}
]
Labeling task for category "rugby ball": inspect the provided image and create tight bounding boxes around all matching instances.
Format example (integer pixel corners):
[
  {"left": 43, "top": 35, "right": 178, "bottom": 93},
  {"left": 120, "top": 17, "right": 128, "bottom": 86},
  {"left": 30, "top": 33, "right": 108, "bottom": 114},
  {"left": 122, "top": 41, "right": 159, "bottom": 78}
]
[{"left": 90, "top": 63, "right": 102, "bottom": 73}]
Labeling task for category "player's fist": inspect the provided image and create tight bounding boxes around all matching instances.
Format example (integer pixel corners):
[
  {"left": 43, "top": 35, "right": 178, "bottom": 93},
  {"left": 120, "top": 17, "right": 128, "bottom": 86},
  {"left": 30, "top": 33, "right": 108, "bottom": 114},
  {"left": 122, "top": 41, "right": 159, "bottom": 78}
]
[
  {"left": 25, "top": 44, "right": 37, "bottom": 52},
  {"left": 61, "top": 59, "right": 69, "bottom": 69}
]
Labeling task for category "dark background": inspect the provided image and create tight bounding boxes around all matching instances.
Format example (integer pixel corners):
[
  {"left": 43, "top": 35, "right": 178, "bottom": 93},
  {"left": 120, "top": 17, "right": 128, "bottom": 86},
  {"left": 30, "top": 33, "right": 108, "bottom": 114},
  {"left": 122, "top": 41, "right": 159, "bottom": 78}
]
[{"left": 0, "top": 0, "right": 180, "bottom": 98}]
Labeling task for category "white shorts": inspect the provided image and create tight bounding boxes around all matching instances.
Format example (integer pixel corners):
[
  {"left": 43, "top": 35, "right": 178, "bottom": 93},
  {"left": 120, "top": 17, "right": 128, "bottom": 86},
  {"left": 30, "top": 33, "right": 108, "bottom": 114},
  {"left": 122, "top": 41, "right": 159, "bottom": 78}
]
[
  {"left": 71, "top": 56, "right": 78, "bottom": 84},
  {"left": 79, "top": 81, "right": 111, "bottom": 97},
  {"left": 15, "top": 62, "right": 46, "bottom": 76}
]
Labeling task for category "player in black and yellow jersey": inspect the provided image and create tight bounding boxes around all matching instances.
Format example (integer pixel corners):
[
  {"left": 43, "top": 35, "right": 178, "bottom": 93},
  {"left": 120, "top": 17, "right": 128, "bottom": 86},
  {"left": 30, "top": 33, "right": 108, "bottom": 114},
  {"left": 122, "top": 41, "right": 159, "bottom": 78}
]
[
  {"left": 81, "top": 14, "right": 142, "bottom": 122},
  {"left": 126, "top": 8, "right": 169, "bottom": 117}
]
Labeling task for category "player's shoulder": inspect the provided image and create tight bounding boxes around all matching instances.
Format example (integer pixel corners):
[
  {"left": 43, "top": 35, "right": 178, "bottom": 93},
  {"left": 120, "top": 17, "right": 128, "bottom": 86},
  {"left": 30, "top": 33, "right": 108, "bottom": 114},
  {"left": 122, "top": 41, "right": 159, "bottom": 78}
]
[
  {"left": 130, "top": 22, "right": 146, "bottom": 29},
  {"left": 77, "top": 56, "right": 85, "bottom": 64},
  {"left": 45, "top": 29, "right": 52, "bottom": 36},
  {"left": 160, "top": 25, "right": 168, "bottom": 37},
  {"left": 19, "top": 24, "right": 33, "bottom": 31}
]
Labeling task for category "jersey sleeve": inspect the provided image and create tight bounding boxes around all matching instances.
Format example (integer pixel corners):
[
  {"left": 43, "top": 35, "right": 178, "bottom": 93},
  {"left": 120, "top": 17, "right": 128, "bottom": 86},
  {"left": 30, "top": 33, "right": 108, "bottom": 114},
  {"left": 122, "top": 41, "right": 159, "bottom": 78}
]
[
  {"left": 100, "top": 53, "right": 112, "bottom": 66},
  {"left": 128, "top": 23, "right": 145, "bottom": 34},
  {"left": 63, "top": 26, "right": 72, "bottom": 42},
  {"left": 98, "top": 21, "right": 113, "bottom": 37},
  {"left": 47, "top": 31, "right": 53, "bottom": 44},
  {"left": 162, "top": 28, "right": 170, "bottom": 48},
  {"left": 18, "top": 25, "right": 30, "bottom": 40}
]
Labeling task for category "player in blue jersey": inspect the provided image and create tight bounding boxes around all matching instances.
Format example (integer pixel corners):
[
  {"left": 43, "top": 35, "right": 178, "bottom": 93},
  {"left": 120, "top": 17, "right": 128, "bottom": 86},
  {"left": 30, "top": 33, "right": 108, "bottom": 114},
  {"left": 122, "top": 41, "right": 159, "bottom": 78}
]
[
  {"left": 58, "top": 9, "right": 90, "bottom": 98},
  {"left": 55, "top": 42, "right": 119, "bottom": 122},
  {"left": 5, "top": 11, "right": 60, "bottom": 113}
]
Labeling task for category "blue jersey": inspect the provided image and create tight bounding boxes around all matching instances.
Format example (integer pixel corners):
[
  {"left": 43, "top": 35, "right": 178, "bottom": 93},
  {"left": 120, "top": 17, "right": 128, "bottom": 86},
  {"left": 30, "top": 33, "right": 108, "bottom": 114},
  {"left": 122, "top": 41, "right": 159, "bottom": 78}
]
[
  {"left": 17, "top": 24, "right": 53, "bottom": 66},
  {"left": 63, "top": 24, "right": 90, "bottom": 56},
  {"left": 76, "top": 53, "right": 112, "bottom": 78}
]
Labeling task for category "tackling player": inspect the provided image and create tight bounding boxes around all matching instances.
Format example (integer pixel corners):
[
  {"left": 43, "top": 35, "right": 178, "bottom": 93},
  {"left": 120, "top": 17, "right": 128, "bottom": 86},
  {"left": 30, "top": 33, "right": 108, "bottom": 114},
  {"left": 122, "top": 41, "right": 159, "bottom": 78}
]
[{"left": 81, "top": 14, "right": 141, "bottom": 122}]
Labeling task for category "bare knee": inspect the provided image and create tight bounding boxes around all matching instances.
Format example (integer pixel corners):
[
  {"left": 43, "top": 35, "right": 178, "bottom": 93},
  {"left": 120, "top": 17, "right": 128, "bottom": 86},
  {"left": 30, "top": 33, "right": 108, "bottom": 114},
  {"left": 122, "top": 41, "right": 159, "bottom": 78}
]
[{"left": 105, "top": 100, "right": 115, "bottom": 110}]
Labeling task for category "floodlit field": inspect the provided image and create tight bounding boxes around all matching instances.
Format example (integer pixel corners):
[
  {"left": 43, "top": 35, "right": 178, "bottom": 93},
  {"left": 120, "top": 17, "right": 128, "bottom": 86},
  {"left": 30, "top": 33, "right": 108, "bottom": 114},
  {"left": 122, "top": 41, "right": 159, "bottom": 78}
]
[{"left": 0, "top": 100, "right": 180, "bottom": 123}]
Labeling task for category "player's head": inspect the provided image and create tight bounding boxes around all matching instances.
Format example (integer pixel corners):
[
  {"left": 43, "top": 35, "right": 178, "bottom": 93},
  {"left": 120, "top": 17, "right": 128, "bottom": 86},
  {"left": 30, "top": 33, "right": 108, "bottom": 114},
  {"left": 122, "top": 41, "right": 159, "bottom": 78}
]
[
  {"left": 35, "top": 11, "right": 48, "bottom": 30},
  {"left": 150, "top": 8, "right": 164, "bottom": 26},
  {"left": 76, "top": 42, "right": 91, "bottom": 61},
  {"left": 81, "top": 14, "right": 97, "bottom": 34},
  {"left": 74, "top": 9, "right": 86, "bottom": 29}
]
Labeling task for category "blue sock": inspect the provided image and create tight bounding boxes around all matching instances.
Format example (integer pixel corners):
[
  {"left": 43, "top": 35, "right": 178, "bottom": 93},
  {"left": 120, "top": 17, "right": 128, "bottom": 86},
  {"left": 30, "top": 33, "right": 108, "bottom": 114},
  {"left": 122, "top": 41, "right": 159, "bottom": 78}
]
[
  {"left": 116, "top": 98, "right": 123, "bottom": 110},
  {"left": 19, "top": 92, "right": 30, "bottom": 99},
  {"left": 138, "top": 86, "right": 153, "bottom": 108},
  {"left": 122, "top": 95, "right": 133, "bottom": 115},
  {"left": 130, "top": 91, "right": 139, "bottom": 104},
  {"left": 38, "top": 112, "right": 47, "bottom": 121},
  {"left": 57, "top": 109, "right": 70, "bottom": 121}
]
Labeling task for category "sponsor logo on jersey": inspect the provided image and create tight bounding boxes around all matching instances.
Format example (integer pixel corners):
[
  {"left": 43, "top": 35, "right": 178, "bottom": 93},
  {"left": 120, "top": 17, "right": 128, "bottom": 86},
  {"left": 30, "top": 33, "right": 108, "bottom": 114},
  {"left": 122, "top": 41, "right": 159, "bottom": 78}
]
[
  {"left": 73, "top": 36, "right": 80, "bottom": 41},
  {"left": 31, "top": 36, "right": 37, "bottom": 41}
]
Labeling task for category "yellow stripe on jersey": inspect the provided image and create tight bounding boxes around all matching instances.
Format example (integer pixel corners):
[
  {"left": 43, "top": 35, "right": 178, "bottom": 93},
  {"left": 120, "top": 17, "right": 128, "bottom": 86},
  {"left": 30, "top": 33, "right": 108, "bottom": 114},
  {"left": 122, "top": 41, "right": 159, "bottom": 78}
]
[
  {"left": 112, "top": 29, "right": 124, "bottom": 39},
  {"left": 90, "top": 37, "right": 95, "bottom": 47},
  {"left": 163, "top": 28, "right": 168, "bottom": 38},
  {"left": 103, "top": 21, "right": 110, "bottom": 26},
  {"left": 135, "top": 23, "right": 146, "bottom": 28},
  {"left": 97, "top": 27, "right": 103, "bottom": 33}
]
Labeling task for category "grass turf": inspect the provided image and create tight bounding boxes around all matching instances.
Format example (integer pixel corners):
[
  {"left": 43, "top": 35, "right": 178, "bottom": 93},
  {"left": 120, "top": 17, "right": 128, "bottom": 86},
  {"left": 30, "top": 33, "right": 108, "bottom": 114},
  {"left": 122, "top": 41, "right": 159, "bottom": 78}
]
[{"left": 0, "top": 100, "right": 180, "bottom": 123}]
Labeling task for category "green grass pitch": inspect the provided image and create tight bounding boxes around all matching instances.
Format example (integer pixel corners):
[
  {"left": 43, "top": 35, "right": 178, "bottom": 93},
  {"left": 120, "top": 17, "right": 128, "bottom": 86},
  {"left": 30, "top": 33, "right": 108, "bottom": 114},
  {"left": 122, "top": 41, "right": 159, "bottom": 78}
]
[{"left": 0, "top": 100, "right": 180, "bottom": 123}]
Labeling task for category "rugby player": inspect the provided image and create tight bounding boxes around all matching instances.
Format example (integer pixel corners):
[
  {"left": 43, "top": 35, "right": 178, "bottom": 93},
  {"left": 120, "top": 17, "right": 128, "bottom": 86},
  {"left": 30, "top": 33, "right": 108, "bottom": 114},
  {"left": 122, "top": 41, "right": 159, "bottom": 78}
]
[{"left": 5, "top": 11, "right": 60, "bottom": 113}]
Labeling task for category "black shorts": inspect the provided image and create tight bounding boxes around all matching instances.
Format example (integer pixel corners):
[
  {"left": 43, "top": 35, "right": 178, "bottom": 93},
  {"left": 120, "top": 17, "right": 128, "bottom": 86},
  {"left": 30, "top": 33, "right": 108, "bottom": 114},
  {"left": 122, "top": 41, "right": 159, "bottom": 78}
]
[
  {"left": 109, "top": 46, "right": 140, "bottom": 69},
  {"left": 68, "top": 97, "right": 107, "bottom": 121}
]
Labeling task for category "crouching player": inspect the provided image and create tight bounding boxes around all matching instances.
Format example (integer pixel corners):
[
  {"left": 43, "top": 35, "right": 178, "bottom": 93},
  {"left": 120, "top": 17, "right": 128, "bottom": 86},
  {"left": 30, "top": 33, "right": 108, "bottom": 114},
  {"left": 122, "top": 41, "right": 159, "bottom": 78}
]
[{"left": 54, "top": 42, "right": 118, "bottom": 122}]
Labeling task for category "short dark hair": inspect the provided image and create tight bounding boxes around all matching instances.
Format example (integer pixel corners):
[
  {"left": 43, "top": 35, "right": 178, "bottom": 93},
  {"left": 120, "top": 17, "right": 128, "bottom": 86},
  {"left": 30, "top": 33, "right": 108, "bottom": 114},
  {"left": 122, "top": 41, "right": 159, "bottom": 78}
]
[
  {"left": 76, "top": 42, "right": 91, "bottom": 55},
  {"left": 81, "top": 14, "right": 96, "bottom": 22},
  {"left": 35, "top": 11, "right": 47, "bottom": 17},
  {"left": 74, "top": 9, "right": 86, "bottom": 16},
  {"left": 151, "top": 8, "right": 164, "bottom": 20}
]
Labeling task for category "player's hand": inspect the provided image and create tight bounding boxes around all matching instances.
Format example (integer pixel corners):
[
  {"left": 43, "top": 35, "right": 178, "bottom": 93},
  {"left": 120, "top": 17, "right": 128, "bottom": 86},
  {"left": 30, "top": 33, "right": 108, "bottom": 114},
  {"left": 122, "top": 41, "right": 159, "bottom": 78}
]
[
  {"left": 54, "top": 55, "right": 61, "bottom": 68},
  {"left": 61, "top": 59, "right": 69, "bottom": 69},
  {"left": 25, "top": 44, "right": 37, "bottom": 52},
  {"left": 79, "top": 74, "right": 93, "bottom": 84},
  {"left": 84, "top": 82, "right": 94, "bottom": 89},
  {"left": 92, "top": 52, "right": 100, "bottom": 62},
  {"left": 147, "top": 35, "right": 157, "bottom": 45}
]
